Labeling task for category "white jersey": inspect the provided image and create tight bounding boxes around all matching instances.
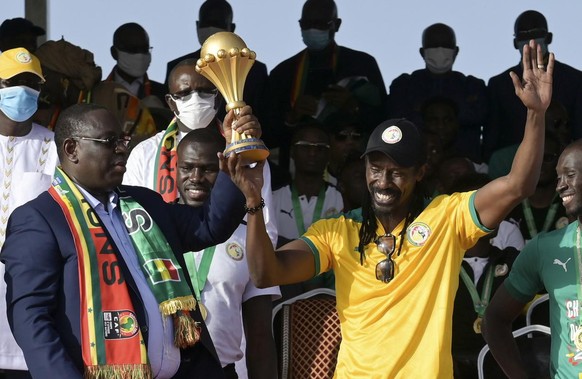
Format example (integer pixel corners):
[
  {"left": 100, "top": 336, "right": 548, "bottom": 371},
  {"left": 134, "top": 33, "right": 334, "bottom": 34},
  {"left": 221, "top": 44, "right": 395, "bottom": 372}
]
[
  {"left": 185, "top": 224, "right": 280, "bottom": 371},
  {"left": 124, "top": 128, "right": 278, "bottom": 246},
  {"left": 0, "top": 124, "right": 58, "bottom": 370},
  {"left": 490, "top": 220, "right": 525, "bottom": 251},
  {"left": 272, "top": 183, "right": 343, "bottom": 244},
  {"left": 123, "top": 129, "right": 186, "bottom": 190}
]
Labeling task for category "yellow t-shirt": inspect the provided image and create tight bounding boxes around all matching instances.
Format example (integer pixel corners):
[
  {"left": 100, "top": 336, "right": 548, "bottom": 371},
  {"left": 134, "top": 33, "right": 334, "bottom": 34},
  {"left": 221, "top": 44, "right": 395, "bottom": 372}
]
[{"left": 301, "top": 191, "right": 490, "bottom": 378}]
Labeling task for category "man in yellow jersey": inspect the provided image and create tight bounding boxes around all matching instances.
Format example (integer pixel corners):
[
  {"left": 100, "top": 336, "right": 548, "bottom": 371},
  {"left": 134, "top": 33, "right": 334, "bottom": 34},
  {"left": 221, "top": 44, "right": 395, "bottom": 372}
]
[{"left": 242, "top": 40, "right": 553, "bottom": 378}]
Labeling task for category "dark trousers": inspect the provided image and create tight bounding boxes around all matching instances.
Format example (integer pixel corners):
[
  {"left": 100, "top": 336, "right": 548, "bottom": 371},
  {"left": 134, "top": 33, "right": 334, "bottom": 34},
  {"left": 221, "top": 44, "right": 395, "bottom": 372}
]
[
  {"left": 172, "top": 343, "right": 225, "bottom": 379},
  {"left": 223, "top": 363, "right": 238, "bottom": 379},
  {"left": 0, "top": 370, "right": 32, "bottom": 379}
]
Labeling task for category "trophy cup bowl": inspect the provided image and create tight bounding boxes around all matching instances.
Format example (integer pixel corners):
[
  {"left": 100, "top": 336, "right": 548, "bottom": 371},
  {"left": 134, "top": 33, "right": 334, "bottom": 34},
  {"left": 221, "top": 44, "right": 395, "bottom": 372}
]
[{"left": 195, "top": 32, "right": 269, "bottom": 163}]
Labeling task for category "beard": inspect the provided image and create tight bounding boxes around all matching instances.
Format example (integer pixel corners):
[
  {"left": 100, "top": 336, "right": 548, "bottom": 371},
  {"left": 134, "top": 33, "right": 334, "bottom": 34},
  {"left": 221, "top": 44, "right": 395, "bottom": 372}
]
[
  {"left": 565, "top": 201, "right": 582, "bottom": 219},
  {"left": 369, "top": 187, "right": 401, "bottom": 215}
]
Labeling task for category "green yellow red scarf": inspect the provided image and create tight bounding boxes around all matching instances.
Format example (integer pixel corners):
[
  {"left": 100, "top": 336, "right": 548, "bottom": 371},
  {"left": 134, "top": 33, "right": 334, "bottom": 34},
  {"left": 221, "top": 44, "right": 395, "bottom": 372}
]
[
  {"left": 290, "top": 44, "right": 339, "bottom": 108},
  {"left": 154, "top": 118, "right": 179, "bottom": 202},
  {"left": 49, "top": 167, "right": 199, "bottom": 378}
]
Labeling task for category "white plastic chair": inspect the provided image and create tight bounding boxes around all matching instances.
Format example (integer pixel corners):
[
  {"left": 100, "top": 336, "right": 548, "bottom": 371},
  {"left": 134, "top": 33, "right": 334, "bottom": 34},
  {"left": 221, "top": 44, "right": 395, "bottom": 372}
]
[
  {"left": 526, "top": 293, "right": 550, "bottom": 326},
  {"left": 477, "top": 324, "right": 550, "bottom": 379}
]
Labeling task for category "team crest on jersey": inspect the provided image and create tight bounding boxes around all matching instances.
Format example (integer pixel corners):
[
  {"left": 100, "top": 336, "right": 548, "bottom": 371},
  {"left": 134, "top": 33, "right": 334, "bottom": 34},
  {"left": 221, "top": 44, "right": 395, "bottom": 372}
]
[
  {"left": 226, "top": 242, "right": 244, "bottom": 261},
  {"left": 406, "top": 222, "right": 430, "bottom": 246}
]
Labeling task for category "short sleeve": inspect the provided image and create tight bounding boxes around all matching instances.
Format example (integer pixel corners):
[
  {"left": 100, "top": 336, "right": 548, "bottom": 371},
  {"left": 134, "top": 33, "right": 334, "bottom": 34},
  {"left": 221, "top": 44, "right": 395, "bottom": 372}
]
[
  {"left": 299, "top": 218, "right": 339, "bottom": 277},
  {"left": 503, "top": 238, "right": 544, "bottom": 303}
]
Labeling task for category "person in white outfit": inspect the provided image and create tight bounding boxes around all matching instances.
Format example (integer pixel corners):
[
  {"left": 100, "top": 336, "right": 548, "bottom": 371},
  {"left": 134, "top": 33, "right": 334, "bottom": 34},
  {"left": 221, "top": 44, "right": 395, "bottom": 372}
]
[
  {"left": 123, "top": 59, "right": 277, "bottom": 245},
  {"left": 0, "top": 48, "right": 58, "bottom": 379},
  {"left": 175, "top": 128, "right": 279, "bottom": 379}
]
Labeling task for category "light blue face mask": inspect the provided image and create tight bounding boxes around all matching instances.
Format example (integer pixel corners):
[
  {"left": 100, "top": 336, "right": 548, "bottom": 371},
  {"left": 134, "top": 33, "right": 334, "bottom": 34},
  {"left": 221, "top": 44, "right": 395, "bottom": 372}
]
[
  {"left": 301, "top": 29, "right": 331, "bottom": 51},
  {"left": 0, "top": 86, "right": 40, "bottom": 122},
  {"left": 516, "top": 37, "right": 548, "bottom": 57}
]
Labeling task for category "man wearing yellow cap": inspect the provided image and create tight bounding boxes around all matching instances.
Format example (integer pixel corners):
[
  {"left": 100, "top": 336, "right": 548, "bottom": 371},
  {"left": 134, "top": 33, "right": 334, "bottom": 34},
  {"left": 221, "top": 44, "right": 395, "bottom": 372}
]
[{"left": 0, "top": 47, "right": 58, "bottom": 379}]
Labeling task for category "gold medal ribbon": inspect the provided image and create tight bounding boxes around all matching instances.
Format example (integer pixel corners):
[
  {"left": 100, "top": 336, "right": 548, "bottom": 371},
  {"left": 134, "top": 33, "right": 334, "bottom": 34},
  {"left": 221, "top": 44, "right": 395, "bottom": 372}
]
[{"left": 460, "top": 265, "right": 495, "bottom": 334}]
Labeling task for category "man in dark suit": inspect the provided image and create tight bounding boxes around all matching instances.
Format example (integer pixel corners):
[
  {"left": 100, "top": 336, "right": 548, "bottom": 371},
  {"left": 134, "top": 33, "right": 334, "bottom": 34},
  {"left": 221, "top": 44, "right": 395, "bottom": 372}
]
[
  {"left": 483, "top": 10, "right": 582, "bottom": 161},
  {"left": 388, "top": 23, "right": 488, "bottom": 163},
  {"left": 0, "top": 103, "right": 265, "bottom": 379},
  {"left": 105, "top": 22, "right": 167, "bottom": 107},
  {"left": 265, "top": 0, "right": 386, "bottom": 172},
  {"left": 164, "top": 0, "right": 268, "bottom": 122}
]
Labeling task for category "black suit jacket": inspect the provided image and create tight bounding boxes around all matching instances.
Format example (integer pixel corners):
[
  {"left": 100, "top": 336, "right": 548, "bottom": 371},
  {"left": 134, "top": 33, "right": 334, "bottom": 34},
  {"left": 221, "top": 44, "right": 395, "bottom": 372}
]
[
  {"left": 265, "top": 44, "right": 387, "bottom": 170},
  {"left": 1, "top": 172, "right": 244, "bottom": 378},
  {"left": 484, "top": 59, "right": 582, "bottom": 160}
]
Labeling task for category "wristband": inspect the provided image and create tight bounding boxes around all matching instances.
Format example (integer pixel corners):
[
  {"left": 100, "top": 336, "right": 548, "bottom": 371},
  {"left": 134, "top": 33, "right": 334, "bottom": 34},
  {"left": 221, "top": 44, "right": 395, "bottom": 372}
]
[{"left": 244, "top": 198, "right": 265, "bottom": 214}]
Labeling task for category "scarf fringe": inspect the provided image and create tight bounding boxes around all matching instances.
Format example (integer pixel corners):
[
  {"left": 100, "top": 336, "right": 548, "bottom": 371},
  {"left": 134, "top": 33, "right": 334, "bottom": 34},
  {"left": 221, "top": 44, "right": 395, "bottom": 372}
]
[
  {"left": 173, "top": 310, "right": 201, "bottom": 348},
  {"left": 159, "top": 295, "right": 197, "bottom": 316},
  {"left": 84, "top": 364, "right": 152, "bottom": 379}
]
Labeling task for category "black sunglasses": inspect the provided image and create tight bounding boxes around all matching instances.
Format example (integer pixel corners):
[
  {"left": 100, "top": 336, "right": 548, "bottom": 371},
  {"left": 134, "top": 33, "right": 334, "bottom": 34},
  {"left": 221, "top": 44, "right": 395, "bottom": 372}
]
[
  {"left": 298, "top": 19, "right": 334, "bottom": 30},
  {"left": 375, "top": 234, "right": 396, "bottom": 283}
]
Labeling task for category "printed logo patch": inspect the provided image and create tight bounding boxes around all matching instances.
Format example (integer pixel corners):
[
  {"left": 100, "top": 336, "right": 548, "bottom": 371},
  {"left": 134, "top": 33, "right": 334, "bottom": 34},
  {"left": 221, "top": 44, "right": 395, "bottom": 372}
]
[
  {"left": 143, "top": 258, "right": 181, "bottom": 284},
  {"left": 553, "top": 257, "right": 571, "bottom": 273},
  {"left": 15, "top": 51, "right": 31, "bottom": 64},
  {"left": 226, "top": 242, "right": 244, "bottom": 261},
  {"left": 381, "top": 126, "right": 402, "bottom": 144},
  {"left": 406, "top": 222, "right": 430, "bottom": 246},
  {"left": 103, "top": 310, "right": 139, "bottom": 339}
]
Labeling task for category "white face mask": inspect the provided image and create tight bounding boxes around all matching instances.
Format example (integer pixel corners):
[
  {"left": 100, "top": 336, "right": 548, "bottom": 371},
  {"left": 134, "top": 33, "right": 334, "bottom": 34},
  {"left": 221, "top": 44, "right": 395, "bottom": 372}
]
[
  {"left": 197, "top": 26, "right": 226, "bottom": 46},
  {"left": 116, "top": 49, "right": 151, "bottom": 78},
  {"left": 423, "top": 47, "right": 456, "bottom": 74},
  {"left": 301, "top": 29, "right": 332, "bottom": 51},
  {"left": 173, "top": 91, "right": 218, "bottom": 130}
]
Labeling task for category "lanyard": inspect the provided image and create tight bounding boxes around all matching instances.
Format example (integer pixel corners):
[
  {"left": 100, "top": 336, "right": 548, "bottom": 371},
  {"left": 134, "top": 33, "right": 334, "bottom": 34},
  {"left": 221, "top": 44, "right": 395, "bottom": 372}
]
[
  {"left": 522, "top": 195, "right": 559, "bottom": 238},
  {"left": 575, "top": 225, "right": 582, "bottom": 325},
  {"left": 291, "top": 184, "right": 326, "bottom": 235},
  {"left": 184, "top": 246, "right": 216, "bottom": 301},
  {"left": 460, "top": 264, "right": 495, "bottom": 318},
  {"left": 570, "top": 224, "right": 582, "bottom": 349}
]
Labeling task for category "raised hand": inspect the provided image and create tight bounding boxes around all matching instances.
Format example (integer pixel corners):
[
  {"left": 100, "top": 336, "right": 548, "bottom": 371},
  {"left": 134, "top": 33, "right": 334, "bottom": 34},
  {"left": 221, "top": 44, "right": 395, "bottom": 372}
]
[
  {"left": 510, "top": 39, "right": 554, "bottom": 113},
  {"left": 222, "top": 105, "right": 262, "bottom": 143},
  {"left": 218, "top": 151, "right": 264, "bottom": 205}
]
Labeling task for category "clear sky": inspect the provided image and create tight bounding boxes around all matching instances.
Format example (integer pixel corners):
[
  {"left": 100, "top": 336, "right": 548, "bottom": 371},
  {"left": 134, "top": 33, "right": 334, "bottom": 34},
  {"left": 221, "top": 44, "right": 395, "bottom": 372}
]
[{"left": 4, "top": 1, "right": 582, "bottom": 88}]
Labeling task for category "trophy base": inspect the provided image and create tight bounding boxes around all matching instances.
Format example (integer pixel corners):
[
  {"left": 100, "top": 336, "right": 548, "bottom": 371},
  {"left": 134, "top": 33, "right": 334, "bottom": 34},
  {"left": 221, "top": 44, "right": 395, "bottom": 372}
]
[{"left": 224, "top": 138, "right": 270, "bottom": 164}]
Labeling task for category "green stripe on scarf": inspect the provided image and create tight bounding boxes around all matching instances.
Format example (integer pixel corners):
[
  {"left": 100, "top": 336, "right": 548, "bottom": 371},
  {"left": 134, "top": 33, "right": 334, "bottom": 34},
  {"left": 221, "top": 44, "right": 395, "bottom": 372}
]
[
  {"left": 119, "top": 194, "right": 201, "bottom": 348},
  {"left": 50, "top": 167, "right": 201, "bottom": 378}
]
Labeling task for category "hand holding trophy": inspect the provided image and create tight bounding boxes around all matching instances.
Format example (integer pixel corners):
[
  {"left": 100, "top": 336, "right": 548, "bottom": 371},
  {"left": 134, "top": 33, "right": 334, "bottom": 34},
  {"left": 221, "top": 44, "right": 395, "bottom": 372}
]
[{"left": 195, "top": 32, "right": 269, "bottom": 163}]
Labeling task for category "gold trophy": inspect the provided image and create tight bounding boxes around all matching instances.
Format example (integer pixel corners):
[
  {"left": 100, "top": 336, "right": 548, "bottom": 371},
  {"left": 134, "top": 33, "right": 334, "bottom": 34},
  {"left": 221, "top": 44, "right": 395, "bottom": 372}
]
[{"left": 195, "top": 32, "right": 269, "bottom": 162}]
